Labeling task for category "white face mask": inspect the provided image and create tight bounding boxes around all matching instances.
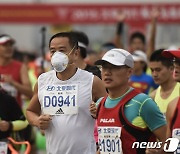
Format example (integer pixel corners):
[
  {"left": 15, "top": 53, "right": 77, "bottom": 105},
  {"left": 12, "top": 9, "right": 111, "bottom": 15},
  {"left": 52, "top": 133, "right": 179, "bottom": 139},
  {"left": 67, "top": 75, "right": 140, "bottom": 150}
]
[
  {"left": 50, "top": 45, "right": 76, "bottom": 72},
  {"left": 51, "top": 52, "right": 69, "bottom": 72}
]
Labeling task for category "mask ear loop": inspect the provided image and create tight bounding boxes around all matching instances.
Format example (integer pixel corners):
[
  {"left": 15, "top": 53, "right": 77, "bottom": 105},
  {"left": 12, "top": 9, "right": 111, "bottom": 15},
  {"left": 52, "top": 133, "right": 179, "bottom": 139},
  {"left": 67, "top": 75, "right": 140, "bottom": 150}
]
[
  {"left": 67, "top": 45, "right": 76, "bottom": 56},
  {"left": 66, "top": 45, "right": 77, "bottom": 66}
]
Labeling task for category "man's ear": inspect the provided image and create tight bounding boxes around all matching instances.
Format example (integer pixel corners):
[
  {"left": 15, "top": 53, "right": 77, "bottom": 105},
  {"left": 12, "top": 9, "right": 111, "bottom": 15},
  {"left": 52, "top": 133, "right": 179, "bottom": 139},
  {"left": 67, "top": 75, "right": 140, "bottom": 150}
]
[
  {"left": 127, "top": 68, "right": 133, "bottom": 78},
  {"left": 73, "top": 48, "right": 80, "bottom": 61},
  {"left": 74, "top": 47, "right": 80, "bottom": 56},
  {"left": 169, "top": 66, "right": 174, "bottom": 72}
]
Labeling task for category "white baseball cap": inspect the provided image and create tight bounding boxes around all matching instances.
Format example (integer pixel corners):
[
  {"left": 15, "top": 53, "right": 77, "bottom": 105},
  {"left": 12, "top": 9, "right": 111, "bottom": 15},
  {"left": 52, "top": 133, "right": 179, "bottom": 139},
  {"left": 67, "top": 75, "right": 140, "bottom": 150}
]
[
  {"left": 0, "top": 35, "right": 15, "bottom": 45},
  {"left": 95, "top": 48, "right": 134, "bottom": 68},
  {"left": 132, "top": 50, "right": 148, "bottom": 63}
]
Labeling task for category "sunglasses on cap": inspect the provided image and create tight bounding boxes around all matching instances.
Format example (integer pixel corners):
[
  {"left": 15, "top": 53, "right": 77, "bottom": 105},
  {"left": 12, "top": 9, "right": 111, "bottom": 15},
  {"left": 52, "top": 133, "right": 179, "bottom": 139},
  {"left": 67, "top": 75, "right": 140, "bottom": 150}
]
[{"left": 173, "top": 57, "right": 180, "bottom": 65}]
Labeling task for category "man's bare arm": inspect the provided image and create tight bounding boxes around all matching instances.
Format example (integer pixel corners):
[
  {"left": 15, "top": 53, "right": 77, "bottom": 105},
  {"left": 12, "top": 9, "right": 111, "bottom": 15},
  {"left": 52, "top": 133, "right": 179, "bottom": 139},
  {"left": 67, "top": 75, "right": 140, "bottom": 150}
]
[
  {"left": 26, "top": 82, "right": 51, "bottom": 130},
  {"left": 92, "top": 76, "right": 107, "bottom": 102}
]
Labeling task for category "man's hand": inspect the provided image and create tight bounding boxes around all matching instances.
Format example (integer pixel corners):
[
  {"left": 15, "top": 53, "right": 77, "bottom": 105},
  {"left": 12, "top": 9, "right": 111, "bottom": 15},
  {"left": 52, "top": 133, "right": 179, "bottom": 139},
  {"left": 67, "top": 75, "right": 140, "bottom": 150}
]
[
  {"left": 89, "top": 102, "right": 97, "bottom": 119},
  {"left": 36, "top": 114, "right": 52, "bottom": 130},
  {"left": 151, "top": 7, "right": 160, "bottom": 20},
  {"left": 115, "top": 10, "right": 126, "bottom": 22},
  {"left": 1, "top": 74, "right": 14, "bottom": 85}
]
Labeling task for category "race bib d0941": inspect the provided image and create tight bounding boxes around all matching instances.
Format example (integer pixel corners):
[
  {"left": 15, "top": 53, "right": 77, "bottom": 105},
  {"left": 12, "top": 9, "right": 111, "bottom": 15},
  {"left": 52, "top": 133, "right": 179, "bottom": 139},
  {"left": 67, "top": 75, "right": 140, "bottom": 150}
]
[
  {"left": 98, "top": 126, "right": 123, "bottom": 154},
  {"left": 42, "top": 84, "right": 78, "bottom": 115}
]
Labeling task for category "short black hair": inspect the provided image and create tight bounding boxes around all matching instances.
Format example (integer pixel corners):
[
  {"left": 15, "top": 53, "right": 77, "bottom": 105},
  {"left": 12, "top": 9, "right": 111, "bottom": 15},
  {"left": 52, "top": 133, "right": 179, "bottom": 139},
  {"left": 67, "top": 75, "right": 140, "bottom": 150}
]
[
  {"left": 150, "top": 49, "right": 173, "bottom": 67},
  {"left": 71, "top": 31, "right": 89, "bottom": 59},
  {"left": 100, "top": 42, "right": 117, "bottom": 51},
  {"left": 0, "top": 34, "right": 7, "bottom": 38},
  {"left": 49, "top": 32, "right": 78, "bottom": 49},
  {"left": 129, "top": 32, "right": 146, "bottom": 45}
]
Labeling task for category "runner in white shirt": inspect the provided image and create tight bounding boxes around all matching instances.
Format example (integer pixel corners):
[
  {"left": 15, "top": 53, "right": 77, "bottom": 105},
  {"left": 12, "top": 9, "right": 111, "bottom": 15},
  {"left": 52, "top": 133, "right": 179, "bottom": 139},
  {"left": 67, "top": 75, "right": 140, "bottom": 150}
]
[{"left": 26, "top": 32, "right": 106, "bottom": 154}]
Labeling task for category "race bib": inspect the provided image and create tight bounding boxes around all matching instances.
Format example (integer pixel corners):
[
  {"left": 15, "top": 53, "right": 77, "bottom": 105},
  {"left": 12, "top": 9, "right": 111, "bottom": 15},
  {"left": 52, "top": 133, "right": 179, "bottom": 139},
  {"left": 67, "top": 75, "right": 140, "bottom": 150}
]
[
  {"left": 98, "top": 127, "right": 123, "bottom": 154},
  {"left": 0, "top": 142, "right": 8, "bottom": 154},
  {"left": 42, "top": 84, "right": 78, "bottom": 115},
  {"left": 172, "top": 128, "right": 180, "bottom": 154}
]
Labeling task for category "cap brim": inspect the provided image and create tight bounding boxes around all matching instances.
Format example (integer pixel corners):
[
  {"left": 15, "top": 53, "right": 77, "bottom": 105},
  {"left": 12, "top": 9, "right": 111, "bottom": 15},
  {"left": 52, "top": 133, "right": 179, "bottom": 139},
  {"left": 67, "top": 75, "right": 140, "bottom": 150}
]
[
  {"left": 162, "top": 50, "right": 180, "bottom": 59},
  {"left": 95, "top": 59, "right": 107, "bottom": 65}
]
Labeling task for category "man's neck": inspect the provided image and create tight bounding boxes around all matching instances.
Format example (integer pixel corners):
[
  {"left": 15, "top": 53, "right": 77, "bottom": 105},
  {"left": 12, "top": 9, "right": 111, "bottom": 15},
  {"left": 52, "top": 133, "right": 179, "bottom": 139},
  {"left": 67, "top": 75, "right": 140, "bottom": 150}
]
[
  {"left": 0, "top": 57, "right": 12, "bottom": 66},
  {"left": 56, "top": 65, "right": 77, "bottom": 81},
  {"left": 160, "top": 78, "right": 177, "bottom": 93},
  {"left": 133, "top": 69, "right": 143, "bottom": 76},
  {"left": 108, "top": 85, "right": 130, "bottom": 99}
]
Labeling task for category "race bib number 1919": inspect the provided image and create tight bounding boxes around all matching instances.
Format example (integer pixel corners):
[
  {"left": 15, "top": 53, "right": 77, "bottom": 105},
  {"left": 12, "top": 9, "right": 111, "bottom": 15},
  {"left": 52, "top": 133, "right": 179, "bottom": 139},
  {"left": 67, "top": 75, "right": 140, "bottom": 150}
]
[{"left": 42, "top": 84, "right": 78, "bottom": 115}]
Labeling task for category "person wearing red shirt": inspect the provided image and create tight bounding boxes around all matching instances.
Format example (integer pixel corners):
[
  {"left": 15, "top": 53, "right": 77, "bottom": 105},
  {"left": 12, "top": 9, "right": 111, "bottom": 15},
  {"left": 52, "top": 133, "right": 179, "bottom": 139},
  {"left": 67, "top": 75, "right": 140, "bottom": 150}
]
[{"left": 0, "top": 34, "right": 32, "bottom": 107}]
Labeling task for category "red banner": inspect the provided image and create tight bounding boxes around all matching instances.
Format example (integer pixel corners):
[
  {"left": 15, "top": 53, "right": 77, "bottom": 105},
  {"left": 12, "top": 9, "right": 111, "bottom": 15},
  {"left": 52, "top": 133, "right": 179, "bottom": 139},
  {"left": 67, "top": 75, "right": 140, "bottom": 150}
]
[{"left": 0, "top": 3, "right": 180, "bottom": 24}]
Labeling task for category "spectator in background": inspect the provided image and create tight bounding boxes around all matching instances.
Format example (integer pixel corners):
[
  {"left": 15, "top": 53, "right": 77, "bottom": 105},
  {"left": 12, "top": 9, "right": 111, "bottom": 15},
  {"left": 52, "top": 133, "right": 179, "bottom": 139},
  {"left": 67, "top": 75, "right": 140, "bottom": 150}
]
[
  {"left": 0, "top": 34, "right": 33, "bottom": 107},
  {"left": 149, "top": 49, "right": 179, "bottom": 115},
  {"left": 116, "top": 8, "right": 160, "bottom": 79},
  {"left": 129, "top": 50, "right": 158, "bottom": 94},
  {"left": 129, "top": 32, "right": 146, "bottom": 53},
  {"left": 117, "top": 8, "right": 160, "bottom": 60},
  {"left": 71, "top": 31, "right": 101, "bottom": 78}
]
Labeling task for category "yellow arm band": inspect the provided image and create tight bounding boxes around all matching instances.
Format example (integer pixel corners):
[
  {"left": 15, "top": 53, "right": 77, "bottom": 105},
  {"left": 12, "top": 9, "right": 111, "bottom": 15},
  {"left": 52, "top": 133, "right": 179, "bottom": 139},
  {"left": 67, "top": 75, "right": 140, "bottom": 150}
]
[{"left": 12, "top": 120, "right": 29, "bottom": 131}]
